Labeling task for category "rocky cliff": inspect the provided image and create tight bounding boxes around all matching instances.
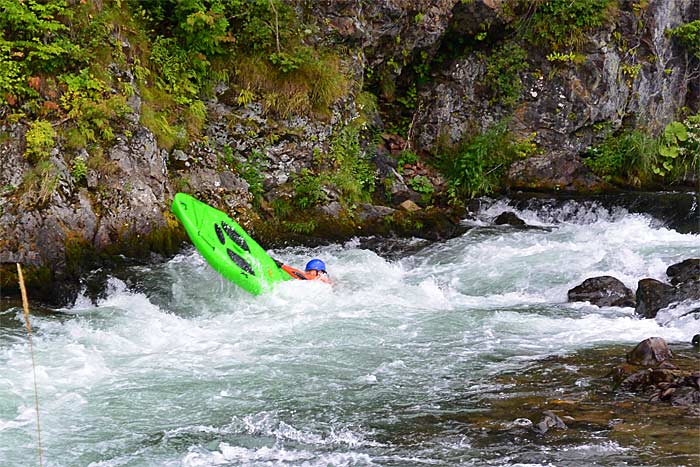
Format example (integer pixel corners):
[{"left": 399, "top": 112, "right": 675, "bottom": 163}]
[{"left": 1, "top": 0, "right": 698, "bottom": 305}]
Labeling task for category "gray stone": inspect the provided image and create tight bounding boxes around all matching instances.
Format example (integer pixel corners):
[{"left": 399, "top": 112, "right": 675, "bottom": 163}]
[
  {"left": 667, "top": 259, "right": 700, "bottom": 285},
  {"left": 568, "top": 276, "right": 636, "bottom": 307},
  {"left": 627, "top": 337, "right": 673, "bottom": 366},
  {"left": 636, "top": 278, "right": 675, "bottom": 319},
  {"left": 358, "top": 204, "right": 396, "bottom": 221}
]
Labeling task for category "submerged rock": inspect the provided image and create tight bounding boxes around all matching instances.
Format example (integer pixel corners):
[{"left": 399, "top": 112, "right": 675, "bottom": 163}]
[
  {"left": 567, "top": 276, "right": 635, "bottom": 307},
  {"left": 614, "top": 338, "right": 699, "bottom": 408},
  {"left": 533, "top": 410, "right": 568, "bottom": 434},
  {"left": 493, "top": 211, "right": 526, "bottom": 226}
]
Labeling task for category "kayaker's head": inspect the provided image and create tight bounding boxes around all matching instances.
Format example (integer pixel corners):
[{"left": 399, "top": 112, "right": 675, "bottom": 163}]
[{"left": 305, "top": 259, "right": 327, "bottom": 278}]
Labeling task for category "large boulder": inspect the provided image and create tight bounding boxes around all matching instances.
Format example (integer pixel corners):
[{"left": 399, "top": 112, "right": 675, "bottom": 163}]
[
  {"left": 626, "top": 337, "right": 673, "bottom": 366},
  {"left": 635, "top": 278, "right": 676, "bottom": 319},
  {"left": 667, "top": 259, "right": 700, "bottom": 285},
  {"left": 567, "top": 276, "right": 635, "bottom": 307},
  {"left": 635, "top": 259, "right": 700, "bottom": 319}
]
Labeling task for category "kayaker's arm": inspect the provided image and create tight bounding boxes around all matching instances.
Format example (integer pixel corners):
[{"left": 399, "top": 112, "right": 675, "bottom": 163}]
[{"left": 275, "top": 260, "right": 309, "bottom": 280}]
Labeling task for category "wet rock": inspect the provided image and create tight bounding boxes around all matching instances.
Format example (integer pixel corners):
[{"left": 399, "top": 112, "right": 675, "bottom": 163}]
[
  {"left": 318, "top": 201, "right": 343, "bottom": 218},
  {"left": 626, "top": 337, "right": 673, "bottom": 366},
  {"left": 567, "top": 276, "right": 635, "bottom": 307},
  {"left": 692, "top": 334, "right": 700, "bottom": 347},
  {"left": 617, "top": 367, "right": 651, "bottom": 391},
  {"left": 675, "top": 279, "right": 700, "bottom": 303},
  {"left": 666, "top": 258, "right": 700, "bottom": 285},
  {"left": 614, "top": 339, "right": 699, "bottom": 410},
  {"left": 493, "top": 211, "right": 526, "bottom": 226},
  {"left": 373, "top": 153, "right": 418, "bottom": 205},
  {"left": 533, "top": 410, "right": 568, "bottom": 434},
  {"left": 635, "top": 278, "right": 675, "bottom": 319},
  {"left": 505, "top": 152, "right": 609, "bottom": 192},
  {"left": 358, "top": 204, "right": 396, "bottom": 222},
  {"left": 648, "top": 374, "right": 700, "bottom": 406},
  {"left": 635, "top": 259, "right": 700, "bottom": 319},
  {"left": 668, "top": 386, "right": 700, "bottom": 406}
]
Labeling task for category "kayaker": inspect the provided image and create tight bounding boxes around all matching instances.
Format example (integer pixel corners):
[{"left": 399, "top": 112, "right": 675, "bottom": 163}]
[{"left": 281, "top": 258, "right": 331, "bottom": 283}]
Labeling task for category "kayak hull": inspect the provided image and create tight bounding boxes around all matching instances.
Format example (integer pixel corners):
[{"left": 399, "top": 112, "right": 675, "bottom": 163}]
[{"left": 171, "top": 193, "right": 290, "bottom": 295}]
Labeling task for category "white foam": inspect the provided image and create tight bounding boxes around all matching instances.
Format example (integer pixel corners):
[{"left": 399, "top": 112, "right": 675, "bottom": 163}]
[{"left": 2, "top": 199, "right": 699, "bottom": 465}]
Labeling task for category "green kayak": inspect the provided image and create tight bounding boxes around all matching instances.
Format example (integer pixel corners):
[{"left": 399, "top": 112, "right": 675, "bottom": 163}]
[{"left": 171, "top": 192, "right": 291, "bottom": 295}]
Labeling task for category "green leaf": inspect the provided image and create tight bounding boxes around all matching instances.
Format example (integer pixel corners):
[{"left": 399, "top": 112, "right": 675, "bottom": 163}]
[
  {"left": 658, "top": 144, "right": 678, "bottom": 158},
  {"left": 664, "top": 121, "right": 688, "bottom": 142}
]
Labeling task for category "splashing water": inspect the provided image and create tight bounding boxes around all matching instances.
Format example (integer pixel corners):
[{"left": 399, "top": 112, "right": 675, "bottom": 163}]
[{"left": 1, "top": 199, "right": 698, "bottom": 466}]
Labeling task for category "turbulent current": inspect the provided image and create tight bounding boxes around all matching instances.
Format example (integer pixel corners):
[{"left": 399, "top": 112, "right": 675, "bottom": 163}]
[{"left": 1, "top": 197, "right": 699, "bottom": 466}]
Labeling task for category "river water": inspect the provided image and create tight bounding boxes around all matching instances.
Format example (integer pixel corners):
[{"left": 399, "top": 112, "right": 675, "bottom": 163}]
[{"left": 1, "top": 197, "right": 699, "bottom": 466}]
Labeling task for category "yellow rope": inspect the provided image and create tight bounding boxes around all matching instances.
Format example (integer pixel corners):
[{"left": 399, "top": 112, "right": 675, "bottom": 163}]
[{"left": 16, "top": 263, "right": 44, "bottom": 467}]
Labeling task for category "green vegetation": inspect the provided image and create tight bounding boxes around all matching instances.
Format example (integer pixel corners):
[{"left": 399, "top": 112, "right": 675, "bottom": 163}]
[
  {"left": 585, "top": 115, "right": 700, "bottom": 186},
  {"left": 237, "top": 149, "right": 266, "bottom": 205},
  {"left": 584, "top": 129, "right": 657, "bottom": 187},
  {"left": 668, "top": 20, "right": 700, "bottom": 59},
  {"left": 439, "top": 123, "right": 538, "bottom": 200},
  {"left": 292, "top": 169, "right": 327, "bottom": 209},
  {"left": 24, "top": 120, "right": 56, "bottom": 162},
  {"left": 516, "top": 0, "right": 618, "bottom": 51},
  {"left": 655, "top": 117, "right": 699, "bottom": 180},
  {"left": 278, "top": 124, "right": 376, "bottom": 224},
  {"left": 22, "top": 160, "right": 60, "bottom": 207},
  {"left": 327, "top": 125, "right": 375, "bottom": 204},
  {"left": 397, "top": 149, "right": 419, "bottom": 168},
  {"left": 71, "top": 156, "right": 88, "bottom": 184},
  {"left": 407, "top": 175, "right": 435, "bottom": 204},
  {"left": 3, "top": 0, "right": 352, "bottom": 206},
  {"left": 481, "top": 43, "right": 529, "bottom": 107}
]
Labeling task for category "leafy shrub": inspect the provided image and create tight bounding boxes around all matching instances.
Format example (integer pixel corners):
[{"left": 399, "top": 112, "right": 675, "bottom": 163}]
[
  {"left": 481, "top": 43, "right": 529, "bottom": 107},
  {"left": 71, "top": 156, "right": 88, "bottom": 183},
  {"left": 585, "top": 129, "right": 657, "bottom": 186},
  {"left": 25, "top": 120, "right": 56, "bottom": 162},
  {"left": 439, "top": 122, "right": 534, "bottom": 200},
  {"left": 397, "top": 149, "right": 419, "bottom": 168},
  {"left": 655, "top": 117, "right": 700, "bottom": 180},
  {"left": 292, "top": 168, "right": 327, "bottom": 209},
  {"left": 59, "top": 69, "right": 131, "bottom": 145},
  {"left": 328, "top": 126, "right": 375, "bottom": 204},
  {"left": 517, "top": 0, "right": 617, "bottom": 51},
  {"left": 668, "top": 20, "right": 700, "bottom": 59},
  {"left": 407, "top": 175, "right": 435, "bottom": 204},
  {"left": 0, "top": 0, "right": 83, "bottom": 74},
  {"left": 149, "top": 37, "right": 206, "bottom": 105}
]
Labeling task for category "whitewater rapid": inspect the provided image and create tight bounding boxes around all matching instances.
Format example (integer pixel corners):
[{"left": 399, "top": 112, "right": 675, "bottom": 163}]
[{"left": 1, "top": 198, "right": 698, "bottom": 466}]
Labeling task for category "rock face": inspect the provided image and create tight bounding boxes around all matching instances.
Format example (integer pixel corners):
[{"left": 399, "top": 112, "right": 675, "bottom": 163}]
[
  {"left": 568, "top": 276, "right": 636, "bottom": 307},
  {"left": 410, "top": 0, "right": 698, "bottom": 189}
]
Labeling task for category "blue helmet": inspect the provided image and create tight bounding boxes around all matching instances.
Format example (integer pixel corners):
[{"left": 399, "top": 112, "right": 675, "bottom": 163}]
[{"left": 305, "top": 259, "right": 326, "bottom": 272}]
